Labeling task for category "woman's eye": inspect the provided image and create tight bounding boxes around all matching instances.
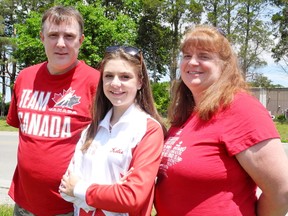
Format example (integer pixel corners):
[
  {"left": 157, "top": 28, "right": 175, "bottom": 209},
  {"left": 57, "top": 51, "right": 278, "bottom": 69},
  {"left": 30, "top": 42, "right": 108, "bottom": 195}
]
[{"left": 199, "top": 54, "right": 211, "bottom": 60}]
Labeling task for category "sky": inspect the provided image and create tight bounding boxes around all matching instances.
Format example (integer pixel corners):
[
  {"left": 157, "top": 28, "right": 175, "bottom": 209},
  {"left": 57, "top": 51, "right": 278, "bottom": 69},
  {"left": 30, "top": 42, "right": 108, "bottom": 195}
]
[
  {"left": 255, "top": 51, "right": 288, "bottom": 87},
  {"left": 258, "top": 64, "right": 288, "bottom": 87}
]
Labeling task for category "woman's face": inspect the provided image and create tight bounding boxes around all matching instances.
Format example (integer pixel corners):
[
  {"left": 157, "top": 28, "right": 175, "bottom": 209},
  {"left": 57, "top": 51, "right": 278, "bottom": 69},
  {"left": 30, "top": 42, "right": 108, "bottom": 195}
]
[
  {"left": 103, "top": 58, "right": 142, "bottom": 112},
  {"left": 180, "top": 48, "right": 222, "bottom": 94}
]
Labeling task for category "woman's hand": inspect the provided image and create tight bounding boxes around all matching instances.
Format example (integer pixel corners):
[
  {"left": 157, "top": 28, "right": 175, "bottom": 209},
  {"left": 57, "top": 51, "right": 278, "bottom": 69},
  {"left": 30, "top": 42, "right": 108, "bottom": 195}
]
[{"left": 59, "top": 170, "right": 81, "bottom": 197}]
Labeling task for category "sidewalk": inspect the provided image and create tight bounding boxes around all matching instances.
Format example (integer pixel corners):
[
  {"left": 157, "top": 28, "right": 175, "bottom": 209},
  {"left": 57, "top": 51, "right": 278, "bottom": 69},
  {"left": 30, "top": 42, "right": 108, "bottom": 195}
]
[
  {"left": 0, "top": 174, "right": 14, "bottom": 205},
  {"left": 0, "top": 131, "right": 17, "bottom": 206},
  {"left": 0, "top": 187, "right": 14, "bottom": 205}
]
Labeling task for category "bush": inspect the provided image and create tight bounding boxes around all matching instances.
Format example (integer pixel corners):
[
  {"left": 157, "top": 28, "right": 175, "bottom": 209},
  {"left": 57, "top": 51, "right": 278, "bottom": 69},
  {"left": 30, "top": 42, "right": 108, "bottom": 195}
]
[
  {"left": 275, "top": 114, "right": 287, "bottom": 123},
  {"left": 0, "top": 102, "right": 10, "bottom": 116},
  {"left": 151, "top": 82, "right": 170, "bottom": 117}
]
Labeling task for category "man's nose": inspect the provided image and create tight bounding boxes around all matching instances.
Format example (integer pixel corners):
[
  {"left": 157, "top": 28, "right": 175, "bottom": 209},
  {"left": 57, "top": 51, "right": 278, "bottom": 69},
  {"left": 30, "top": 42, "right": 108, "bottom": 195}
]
[{"left": 56, "top": 36, "right": 66, "bottom": 48}]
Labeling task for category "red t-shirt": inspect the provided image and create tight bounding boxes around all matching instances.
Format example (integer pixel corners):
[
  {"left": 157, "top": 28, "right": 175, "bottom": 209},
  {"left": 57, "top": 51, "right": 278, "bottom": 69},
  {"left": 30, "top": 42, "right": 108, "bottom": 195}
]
[
  {"left": 155, "top": 92, "right": 279, "bottom": 216},
  {"left": 7, "top": 61, "right": 100, "bottom": 215}
]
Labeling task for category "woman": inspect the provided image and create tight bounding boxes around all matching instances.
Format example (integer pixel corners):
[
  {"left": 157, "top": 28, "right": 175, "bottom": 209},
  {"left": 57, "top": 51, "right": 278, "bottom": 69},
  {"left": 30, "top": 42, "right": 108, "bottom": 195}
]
[
  {"left": 59, "top": 45, "right": 166, "bottom": 216},
  {"left": 154, "top": 25, "right": 288, "bottom": 216}
]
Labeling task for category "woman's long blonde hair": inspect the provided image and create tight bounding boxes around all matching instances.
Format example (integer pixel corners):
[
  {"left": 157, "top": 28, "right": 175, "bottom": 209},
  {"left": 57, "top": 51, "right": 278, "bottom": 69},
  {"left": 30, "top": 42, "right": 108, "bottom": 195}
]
[{"left": 168, "top": 25, "right": 249, "bottom": 126}]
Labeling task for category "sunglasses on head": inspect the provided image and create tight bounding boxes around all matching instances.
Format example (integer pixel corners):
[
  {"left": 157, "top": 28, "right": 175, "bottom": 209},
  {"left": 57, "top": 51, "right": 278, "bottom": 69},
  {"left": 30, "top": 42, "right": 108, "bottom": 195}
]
[{"left": 105, "top": 45, "right": 141, "bottom": 57}]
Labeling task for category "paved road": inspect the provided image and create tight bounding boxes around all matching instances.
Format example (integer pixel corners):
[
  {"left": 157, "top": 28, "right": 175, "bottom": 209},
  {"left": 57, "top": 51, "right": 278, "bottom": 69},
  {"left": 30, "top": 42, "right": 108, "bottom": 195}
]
[
  {"left": 1, "top": 132, "right": 288, "bottom": 210},
  {"left": 0, "top": 131, "right": 18, "bottom": 205}
]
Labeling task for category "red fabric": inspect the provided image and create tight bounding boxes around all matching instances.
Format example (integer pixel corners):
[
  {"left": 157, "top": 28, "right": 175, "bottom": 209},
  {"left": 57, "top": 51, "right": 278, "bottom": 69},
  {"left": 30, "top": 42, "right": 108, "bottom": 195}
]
[
  {"left": 84, "top": 118, "right": 164, "bottom": 216},
  {"left": 95, "top": 209, "right": 106, "bottom": 216},
  {"left": 79, "top": 209, "right": 94, "bottom": 216},
  {"left": 7, "top": 61, "right": 100, "bottom": 216},
  {"left": 155, "top": 92, "right": 280, "bottom": 216},
  {"left": 79, "top": 208, "right": 105, "bottom": 216}
]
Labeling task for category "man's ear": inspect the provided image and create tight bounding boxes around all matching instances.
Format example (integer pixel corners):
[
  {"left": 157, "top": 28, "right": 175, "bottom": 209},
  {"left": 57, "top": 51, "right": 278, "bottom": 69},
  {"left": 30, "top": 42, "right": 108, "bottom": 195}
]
[
  {"left": 39, "top": 31, "right": 44, "bottom": 43},
  {"left": 79, "top": 34, "right": 85, "bottom": 45}
]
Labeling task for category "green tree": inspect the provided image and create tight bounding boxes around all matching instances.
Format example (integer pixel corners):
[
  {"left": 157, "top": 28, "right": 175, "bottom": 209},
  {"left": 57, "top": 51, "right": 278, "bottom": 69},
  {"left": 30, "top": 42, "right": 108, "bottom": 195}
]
[
  {"left": 162, "top": 0, "right": 203, "bottom": 82},
  {"left": 151, "top": 81, "right": 170, "bottom": 116},
  {"left": 1, "top": 0, "right": 55, "bottom": 104},
  {"left": 77, "top": 2, "right": 138, "bottom": 67},
  {"left": 271, "top": 0, "right": 288, "bottom": 73},
  {"left": 248, "top": 73, "right": 283, "bottom": 88},
  {"left": 12, "top": 12, "right": 45, "bottom": 69},
  {"left": 12, "top": 1, "right": 138, "bottom": 75},
  {"left": 136, "top": 0, "right": 173, "bottom": 82},
  {"left": 236, "top": 0, "right": 272, "bottom": 79},
  {"left": 0, "top": 0, "right": 17, "bottom": 115},
  {"left": 204, "top": 0, "right": 273, "bottom": 80}
]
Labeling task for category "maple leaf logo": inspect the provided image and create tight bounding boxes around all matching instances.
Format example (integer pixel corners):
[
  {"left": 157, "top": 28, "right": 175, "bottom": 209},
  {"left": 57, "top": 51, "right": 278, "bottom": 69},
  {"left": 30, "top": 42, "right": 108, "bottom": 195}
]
[{"left": 52, "top": 87, "right": 81, "bottom": 109}]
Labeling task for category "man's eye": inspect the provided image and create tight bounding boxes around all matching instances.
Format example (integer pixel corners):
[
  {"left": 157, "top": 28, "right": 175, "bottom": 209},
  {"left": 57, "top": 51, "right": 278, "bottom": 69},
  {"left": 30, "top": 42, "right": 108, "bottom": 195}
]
[
  {"left": 49, "top": 34, "right": 58, "bottom": 38},
  {"left": 65, "top": 35, "right": 74, "bottom": 39}
]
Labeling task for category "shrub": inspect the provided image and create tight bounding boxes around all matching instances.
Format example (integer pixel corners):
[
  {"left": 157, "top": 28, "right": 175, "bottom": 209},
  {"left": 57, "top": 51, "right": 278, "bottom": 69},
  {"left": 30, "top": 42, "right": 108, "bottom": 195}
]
[
  {"left": 151, "top": 82, "right": 170, "bottom": 117},
  {"left": 276, "top": 114, "right": 287, "bottom": 123}
]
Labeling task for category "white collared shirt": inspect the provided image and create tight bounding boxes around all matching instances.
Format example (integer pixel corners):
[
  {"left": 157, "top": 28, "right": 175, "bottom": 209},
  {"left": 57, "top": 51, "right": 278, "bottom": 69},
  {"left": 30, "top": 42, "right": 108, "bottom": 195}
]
[{"left": 62, "top": 103, "right": 149, "bottom": 216}]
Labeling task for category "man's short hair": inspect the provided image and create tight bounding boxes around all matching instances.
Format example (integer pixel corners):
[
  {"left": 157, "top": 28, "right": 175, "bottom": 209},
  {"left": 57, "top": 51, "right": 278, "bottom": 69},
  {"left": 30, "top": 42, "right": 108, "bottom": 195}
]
[{"left": 41, "top": 6, "right": 84, "bottom": 35}]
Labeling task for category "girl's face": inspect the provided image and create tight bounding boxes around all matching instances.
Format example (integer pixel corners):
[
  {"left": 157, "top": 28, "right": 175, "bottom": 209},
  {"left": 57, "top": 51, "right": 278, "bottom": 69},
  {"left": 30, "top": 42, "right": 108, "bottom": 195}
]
[
  {"left": 180, "top": 48, "right": 222, "bottom": 94},
  {"left": 103, "top": 58, "right": 142, "bottom": 113}
]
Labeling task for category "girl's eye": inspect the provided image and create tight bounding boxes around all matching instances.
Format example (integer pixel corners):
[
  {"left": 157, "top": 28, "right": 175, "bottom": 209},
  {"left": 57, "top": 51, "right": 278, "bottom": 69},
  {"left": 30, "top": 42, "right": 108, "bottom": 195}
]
[
  {"left": 121, "top": 75, "right": 131, "bottom": 79},
  {"left": 183, "top": 54, "right": 192, "bottom": 59},
  {"left": 104, "top": 74, "right": 113, "bottom": 78}
]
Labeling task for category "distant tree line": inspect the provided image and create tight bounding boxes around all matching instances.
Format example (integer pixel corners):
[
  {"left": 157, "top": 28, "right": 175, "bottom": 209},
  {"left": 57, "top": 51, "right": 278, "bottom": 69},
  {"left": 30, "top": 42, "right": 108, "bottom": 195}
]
[{"left": 0, "top": 0, "right": 287, "bottom": 116}]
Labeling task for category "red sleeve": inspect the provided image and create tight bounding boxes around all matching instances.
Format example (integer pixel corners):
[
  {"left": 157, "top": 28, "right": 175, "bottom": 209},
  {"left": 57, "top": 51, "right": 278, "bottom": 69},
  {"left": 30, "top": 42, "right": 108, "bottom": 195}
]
[
  {"left": 221, "top": 93, "right": 280, "bottom": 155},
  {"left": 85, "top": 118, "right": 164, "bottom": 213},
  {"left": 6, "top": 82, "right": 20, "bottom": 128}
]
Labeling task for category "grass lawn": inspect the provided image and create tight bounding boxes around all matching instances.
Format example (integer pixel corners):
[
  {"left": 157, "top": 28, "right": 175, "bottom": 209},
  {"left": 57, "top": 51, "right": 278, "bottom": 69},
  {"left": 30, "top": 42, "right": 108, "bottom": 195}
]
[
  {"left": 0, "top": 205, "right": 13, "bottom": 215},
  {"left": 0, "top": 117, "right": 17, "bottom": 132},
  {"left": 275, "top": 121, "right": 288, "bottom": 143}
]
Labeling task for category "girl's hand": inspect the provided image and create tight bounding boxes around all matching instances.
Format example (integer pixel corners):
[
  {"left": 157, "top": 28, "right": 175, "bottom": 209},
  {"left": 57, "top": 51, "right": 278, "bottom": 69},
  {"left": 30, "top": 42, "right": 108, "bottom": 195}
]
[
  {"left": 59, "top": 170, "right": 81, "bottom": 197},
  {"left": 118, "top": 167, "right": 134, "bottom": 184}
]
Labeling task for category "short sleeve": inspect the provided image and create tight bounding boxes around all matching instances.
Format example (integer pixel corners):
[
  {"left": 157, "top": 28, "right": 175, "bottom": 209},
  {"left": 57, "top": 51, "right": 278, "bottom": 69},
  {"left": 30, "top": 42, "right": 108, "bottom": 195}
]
[{"left": 220, "top": 93, "right": 280, "bottom": 156}]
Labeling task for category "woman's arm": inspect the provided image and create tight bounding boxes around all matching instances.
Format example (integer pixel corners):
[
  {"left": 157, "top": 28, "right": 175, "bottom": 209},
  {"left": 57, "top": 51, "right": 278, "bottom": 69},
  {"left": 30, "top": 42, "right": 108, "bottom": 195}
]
[{"left": 236, "top": 138, "right": 288, "bottom": 216}]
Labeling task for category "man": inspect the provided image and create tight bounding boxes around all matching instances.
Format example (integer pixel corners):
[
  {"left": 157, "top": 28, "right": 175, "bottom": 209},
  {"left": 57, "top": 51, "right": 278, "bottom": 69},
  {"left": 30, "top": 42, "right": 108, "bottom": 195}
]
[{"left": 6, "top": 6, "right": 100, "bottom": 215}]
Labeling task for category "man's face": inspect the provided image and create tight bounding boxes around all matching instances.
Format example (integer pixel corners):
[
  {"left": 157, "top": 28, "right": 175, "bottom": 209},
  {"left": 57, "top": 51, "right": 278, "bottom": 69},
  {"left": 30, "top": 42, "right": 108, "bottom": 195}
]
[{"left": 40, "top": 18, "right": 84, "bottom": 75}]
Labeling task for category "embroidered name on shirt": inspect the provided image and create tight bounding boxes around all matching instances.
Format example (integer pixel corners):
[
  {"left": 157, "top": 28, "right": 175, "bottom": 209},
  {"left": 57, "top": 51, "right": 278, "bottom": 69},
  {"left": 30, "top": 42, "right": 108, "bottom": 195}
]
[{"left": 110, "top": 147, "right": 123, "bottom": 154}]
